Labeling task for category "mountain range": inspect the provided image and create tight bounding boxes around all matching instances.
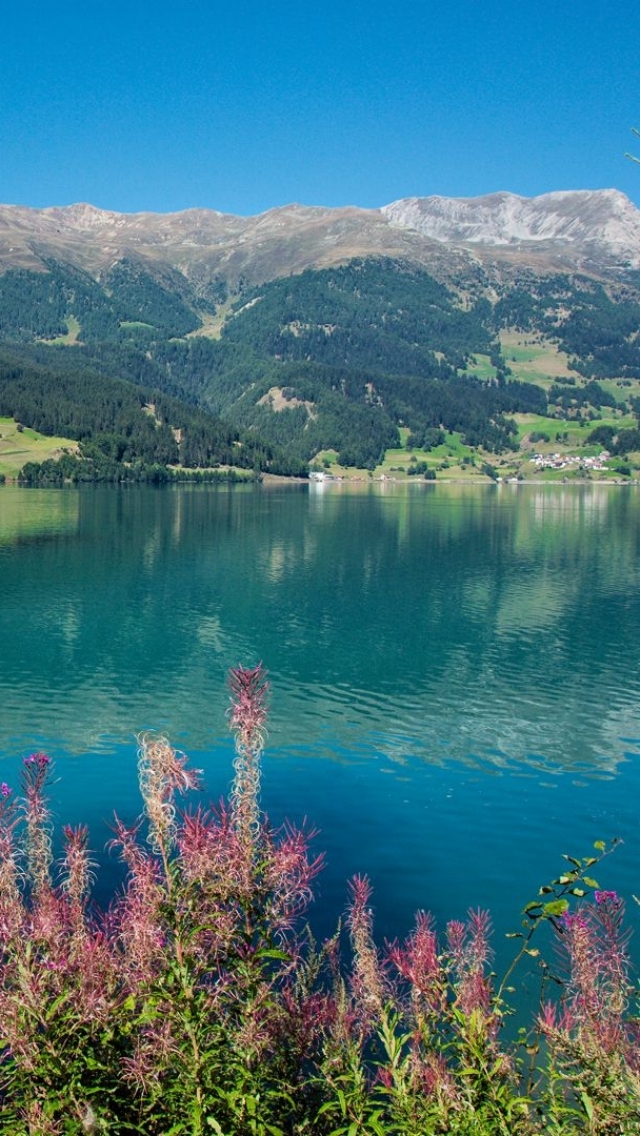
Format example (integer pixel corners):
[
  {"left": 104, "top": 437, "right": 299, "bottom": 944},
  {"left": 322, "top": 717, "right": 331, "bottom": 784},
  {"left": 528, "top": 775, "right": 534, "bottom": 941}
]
[
  {"left": 1, "top": 188, "right": 640, "bottom": 285},
  {"left": 1, "top": 188, "right": 639, "bottom": 481}
]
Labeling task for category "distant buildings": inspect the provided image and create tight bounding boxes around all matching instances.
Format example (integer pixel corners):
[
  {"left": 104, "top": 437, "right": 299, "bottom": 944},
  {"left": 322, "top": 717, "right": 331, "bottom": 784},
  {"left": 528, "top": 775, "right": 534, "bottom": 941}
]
[{"left": 531, "top": 450, "right": 611, "bottom": 472}]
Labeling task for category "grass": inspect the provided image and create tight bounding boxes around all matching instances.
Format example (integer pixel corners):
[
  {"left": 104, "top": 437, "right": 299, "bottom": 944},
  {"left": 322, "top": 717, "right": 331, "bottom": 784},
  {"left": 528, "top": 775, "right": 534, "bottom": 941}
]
[
  {"left": 41, "top": 315, "right": 81, "bottom": 346},
  {"left": 498, "top": 329, "right": 574, "bottom": 386},
  {"left": 313, "top": 430, "right": 640, "bottom": 483},
  {"left": 316, "top": 418, "right": 640, "bottom": 484},
  {"left": 315, "top": 434, "right": 502, "bottom": 482},
  {"left": 463, "top": 333, "right": 576, "bottom": 389},
  {"left": 465, "top": 354, "right": 497, "bottom": 380},
  {"left": 0, "top": 418, "right": 78, "bottom": 479},
  {"left": 186, "top": 298, "right": 235, "bottom": 340},
  {"left": 511, "top": 413, "right": 635, "bottom": 447}
]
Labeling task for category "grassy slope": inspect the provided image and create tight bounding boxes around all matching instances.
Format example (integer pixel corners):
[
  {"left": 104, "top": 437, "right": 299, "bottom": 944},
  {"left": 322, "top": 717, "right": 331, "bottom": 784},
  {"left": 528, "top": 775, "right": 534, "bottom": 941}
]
[
  {"left": 496, "top": 331, "right": 640, "bottom": 479},
  {"left": 0, "top": 418, "right": 78, "bottom": 479}
]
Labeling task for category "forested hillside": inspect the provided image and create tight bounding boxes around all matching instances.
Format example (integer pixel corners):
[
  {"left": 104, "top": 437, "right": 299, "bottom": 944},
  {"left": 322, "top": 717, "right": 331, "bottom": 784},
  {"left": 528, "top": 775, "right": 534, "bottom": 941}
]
[
  {"left": 0, "top": 251, "right": 639, "bottom": 478},
  {"left": 0, "top": 259, "right": 200, "bottom": 343},
  {"left": 493, "top": 274, "right": 640, "bottom": 380},
  {"left": 0, "top": 348, "right": 307, "bottom": 483}
]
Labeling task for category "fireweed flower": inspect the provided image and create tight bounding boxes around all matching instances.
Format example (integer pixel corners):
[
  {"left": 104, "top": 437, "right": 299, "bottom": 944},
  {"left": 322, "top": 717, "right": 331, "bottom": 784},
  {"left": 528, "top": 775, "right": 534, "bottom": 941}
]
[
  {"left": 24, "top": 751, "right": 50, "bottom": 767},
  {"left": 262, "top": 822, "right": 324, "bottom": 937},
  {"left": 108, "top": 818, "right": 167, "bottom": 981},
  {"left": 177, "top": 802, "right": 252, "bottom": 904},
  {"left": 595, "top": 890, "right": 620, "bottom": 907},
  {"left": 137, "top": 733, "right": 201, "bottom": 865},
  {"left": 347, "top": 873, "right": 384, "bottom": 1022},
  {"left": 60, "top": 824, "right": 97, "bottom": 958},
  {"left": 0, "top": 783, "right": 11, "bottom": 798},
  {"left": 228, "top": 664, "right": 269, "bottom": 848},
  {"left": 555, "top": 894, "right": 632, "bottom": 1055},
  {"left": 446, "top": 909, "right": 493, "bottom": 1018},
  {"left": 0, "top": 789, "right": 22, "bottom": 941},
  {"left": 387, "top": 910, "right": 443, "bottom": 1015},
  {"left": 21, "top": 750, "right": 53, "bottom": 895}
]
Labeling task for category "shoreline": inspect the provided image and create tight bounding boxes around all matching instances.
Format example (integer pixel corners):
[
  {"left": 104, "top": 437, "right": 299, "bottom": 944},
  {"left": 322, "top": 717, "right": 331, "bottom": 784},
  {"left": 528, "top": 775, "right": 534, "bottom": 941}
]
[{"left": 2, "top": 471, "right": 639, "bottom": 489}]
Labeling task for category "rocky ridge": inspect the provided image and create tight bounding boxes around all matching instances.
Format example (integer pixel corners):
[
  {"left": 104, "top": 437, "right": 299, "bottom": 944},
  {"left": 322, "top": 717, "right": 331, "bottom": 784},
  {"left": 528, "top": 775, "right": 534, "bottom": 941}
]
[{"left": 0, "top": 189, "right": 639, "bottom": 290}]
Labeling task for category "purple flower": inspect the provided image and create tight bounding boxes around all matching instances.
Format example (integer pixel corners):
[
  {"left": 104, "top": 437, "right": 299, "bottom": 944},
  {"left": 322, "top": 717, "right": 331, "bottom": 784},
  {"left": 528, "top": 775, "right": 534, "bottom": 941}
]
[
  {"left": 24, "top": 752, "right": 50, "bottom": 767},
  {"left": 595, "top": 890, "right": 620, "bottom": 907}
]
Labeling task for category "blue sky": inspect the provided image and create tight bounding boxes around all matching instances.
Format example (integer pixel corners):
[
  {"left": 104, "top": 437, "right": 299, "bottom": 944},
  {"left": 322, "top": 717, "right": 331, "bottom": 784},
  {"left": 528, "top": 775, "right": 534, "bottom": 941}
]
[{"left": 2, "top": 0, "right": 640, "bottom": 215}]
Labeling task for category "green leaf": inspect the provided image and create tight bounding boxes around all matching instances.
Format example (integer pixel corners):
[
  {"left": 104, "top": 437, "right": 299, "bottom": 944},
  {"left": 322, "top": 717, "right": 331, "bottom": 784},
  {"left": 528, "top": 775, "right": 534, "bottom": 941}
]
[
  {"left": 367, "top": 1120, "right": 387, "bottom": 1136},
  {"left": 594, "top": 840, "right": 606, "bottom": 851},
  {"left": 580, "top": 1091, "right": 594, "bottom": 1121},
  {"left": 543, "top": 899, "right": 569, "bottom": 917},
  {"left": 316, "top": 1102, "right": 336, "bottom": 1117},
  {"left": 582, "top": 877, "right": 599, "bottom": 888}
]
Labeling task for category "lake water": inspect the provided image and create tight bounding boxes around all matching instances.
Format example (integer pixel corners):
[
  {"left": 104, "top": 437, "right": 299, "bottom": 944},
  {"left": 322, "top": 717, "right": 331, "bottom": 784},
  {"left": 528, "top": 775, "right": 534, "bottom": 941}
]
[{"left": 1, "top": 480, "right": 640, "bottom": 981}]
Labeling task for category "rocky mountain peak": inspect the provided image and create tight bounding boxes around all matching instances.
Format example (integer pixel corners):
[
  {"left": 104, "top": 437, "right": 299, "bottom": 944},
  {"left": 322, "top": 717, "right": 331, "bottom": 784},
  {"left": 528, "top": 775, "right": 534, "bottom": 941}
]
[{"left": 380, "top": 189, "right": 640, "bottom": 265}]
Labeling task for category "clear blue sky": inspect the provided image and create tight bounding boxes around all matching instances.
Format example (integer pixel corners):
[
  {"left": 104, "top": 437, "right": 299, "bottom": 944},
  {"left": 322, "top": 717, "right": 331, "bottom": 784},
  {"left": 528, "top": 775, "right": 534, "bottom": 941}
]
[{"left": 2, "top": 0, "right": 640, "bottom": 215}]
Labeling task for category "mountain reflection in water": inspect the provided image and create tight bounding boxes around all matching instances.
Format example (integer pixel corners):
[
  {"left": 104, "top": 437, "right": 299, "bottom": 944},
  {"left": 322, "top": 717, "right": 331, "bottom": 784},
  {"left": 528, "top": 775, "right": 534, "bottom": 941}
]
[{"left": 0, "top": 481, "right": 639, "bottom": 957}]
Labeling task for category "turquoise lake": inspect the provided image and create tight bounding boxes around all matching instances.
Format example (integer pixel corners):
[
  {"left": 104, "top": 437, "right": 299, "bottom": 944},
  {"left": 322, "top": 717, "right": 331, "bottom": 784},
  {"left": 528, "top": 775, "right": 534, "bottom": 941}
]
[{"left": 1, "top": 480, "right": 640, "bottom": 979}]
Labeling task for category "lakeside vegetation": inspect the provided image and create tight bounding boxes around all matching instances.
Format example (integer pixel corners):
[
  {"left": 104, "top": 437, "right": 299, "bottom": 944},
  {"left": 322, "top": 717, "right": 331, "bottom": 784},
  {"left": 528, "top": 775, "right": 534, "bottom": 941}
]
[
  {"left": 0, "top": 418, "right": 78, "bottom": 481},
  {"left": 0, "top": 665, "right": 637, "bottom": 1134}
]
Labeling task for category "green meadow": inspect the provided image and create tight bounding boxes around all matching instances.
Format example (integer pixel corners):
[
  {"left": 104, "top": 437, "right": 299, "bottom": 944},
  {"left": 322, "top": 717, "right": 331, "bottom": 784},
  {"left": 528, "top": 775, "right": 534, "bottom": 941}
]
[{"left": 0, "top": 418, "right": 78, "bottom": 479}]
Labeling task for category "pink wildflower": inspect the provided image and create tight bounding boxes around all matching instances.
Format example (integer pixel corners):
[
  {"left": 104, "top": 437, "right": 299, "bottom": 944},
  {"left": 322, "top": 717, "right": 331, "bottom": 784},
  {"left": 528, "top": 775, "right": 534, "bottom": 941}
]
[
  {"left": 538, "top": 999, "right": 575, "bottom": 1036},
  {"left": 0, "top": 795, "right": 22, "bottom": 941},
  {"left": 446, "top": 909, "right": 494, "bottom": 1017},
  {"left": 387, "top": 910, "right": 443, "bottom": 1014},
  {"left": 60, "top": 824, "right": 95, "bottom": 950},
  {"left": 595, "top": 890, "right": 620, "bottom": 907},
  {"left": 228, "top": 664, "right": 269, "bottom": 749},
  {"left": 263, "top": 822, "right": 324, "bottom": 936},
  {"left": 347, "top": 874, "right": 384, "bottom": 1022},
  {"left": 137, "top": 733, "right": 201, "bottom": 862},
  {"left": 21, "top": 749, "right": 53, "bottom": 896},
  {"left": 228, "top": 664, "right": 269, "bottom": 848},
  {"left": 177, "top": 802, "right": 251, "bottom": 900},
  {"left": 108, "top": 818, "right": 166, "bottom": 981},
  {"left": 24, "top": 752, "right": 50, "bottom": 767},
  {"left": 419, "top": 1051, "right": 457, "bottom": 1100},
  {"left": 556, "top": 894, "right": 631, "bottom": 1054}
]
